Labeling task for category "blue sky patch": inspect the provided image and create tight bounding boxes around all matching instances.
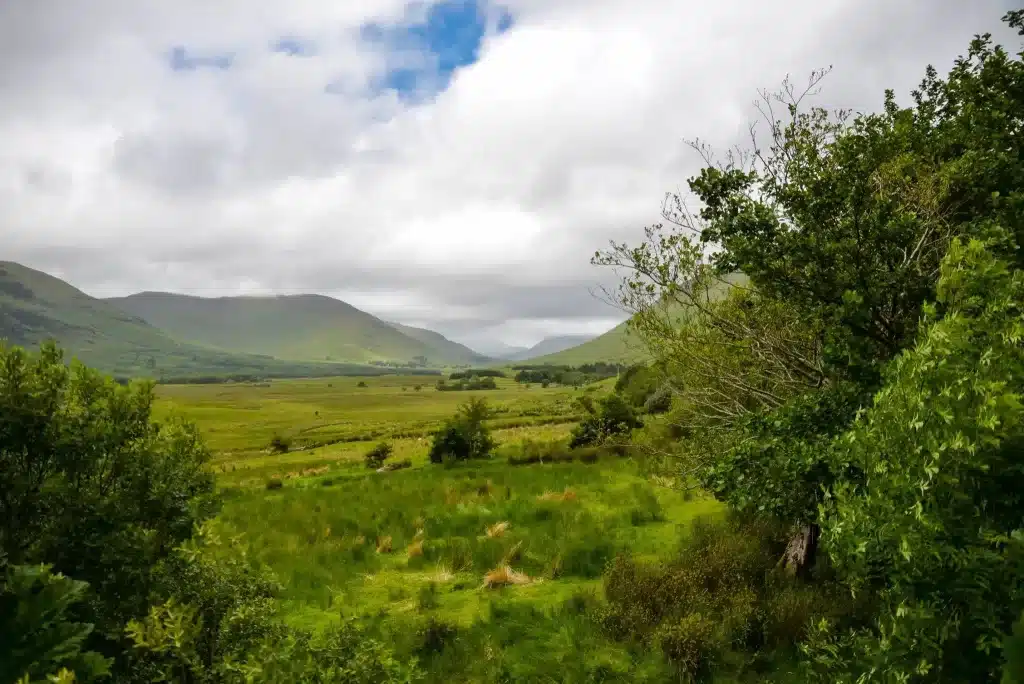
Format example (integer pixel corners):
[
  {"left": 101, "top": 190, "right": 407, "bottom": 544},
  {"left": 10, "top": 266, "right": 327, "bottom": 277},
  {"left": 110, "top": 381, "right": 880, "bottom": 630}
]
[
  {"left": 361, "top": 0, "right": 515, "bottom": 102},
  {"left": 168, "top": 46, "right": 233, "bottom": 71},
  {"left": 273, "top": 37, "right": 315, "bottom": 57}
]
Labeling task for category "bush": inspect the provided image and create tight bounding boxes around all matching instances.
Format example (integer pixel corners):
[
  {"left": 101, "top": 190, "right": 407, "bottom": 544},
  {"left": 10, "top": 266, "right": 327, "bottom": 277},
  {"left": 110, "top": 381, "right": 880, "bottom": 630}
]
[
  {"left": 570, "top": 393, "right": 643, "bottom": 448},
  {"left": 356, "top": 380, "right": 368, "bottom": 388},
  {"left": 365, "top": 442, "right": 393, "bottom": 469},
  {"left": 0, "top": 564, "right": 111, "bottom": 683},
  {"left": 643, "top": 385, "right": 673, "bottom": 414},
  {"left": 656, "top": 613, "right": 723, "bottom": 680},
  {"left": 265, "top": 477, "right": 284, "bottom": 490},
  {"left": 268, "top": 433, "right": 291, "bottom": 453},
  {"left": 0, "top": 341, "right": 215, "bottom": 660},
  {"left": 428, "top": 398, "right": 495, "bottom": 464}
]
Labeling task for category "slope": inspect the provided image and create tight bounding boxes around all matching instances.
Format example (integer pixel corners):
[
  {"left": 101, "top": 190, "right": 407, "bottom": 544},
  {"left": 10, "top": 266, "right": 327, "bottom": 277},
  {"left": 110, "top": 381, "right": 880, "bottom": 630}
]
[
  {"left": 386, "top": 321, "right": 491, "bottom": 364},
  {"left": 106, "top": 291, "right": 458, "bottom": 365},
  {"left": 505, "top": 335, "right": 597, "bottom": 361},
  {"left": 0, "top": 261, "right": 380, "bottom": 379},
  {"left": 527, "top": 322, "right": 650, "bottom": 365},
  {"left": 528, "top": 274, "right": 749, "bottom": 366}
]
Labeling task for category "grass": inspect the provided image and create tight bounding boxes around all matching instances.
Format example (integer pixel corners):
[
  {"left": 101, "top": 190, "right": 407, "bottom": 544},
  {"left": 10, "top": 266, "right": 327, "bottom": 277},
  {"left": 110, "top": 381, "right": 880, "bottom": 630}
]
[{"left": 158, "top": 372, "right": 817, "bottom": 682}]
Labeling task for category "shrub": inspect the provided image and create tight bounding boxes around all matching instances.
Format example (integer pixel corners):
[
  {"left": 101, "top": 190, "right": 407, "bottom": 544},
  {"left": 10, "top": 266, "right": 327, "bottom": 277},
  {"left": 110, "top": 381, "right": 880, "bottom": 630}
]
[
  {"left": 365, "top": 442, "right": 393, "bottom": 469},
  {"left": 428, "top": 398, "right": 495, "bottom": 463},
  {"left": 643, "top": 385, "right": 673, "bottom": 414},
  {"left": 268, "top": 433, "right": 291, "bottom": 453},
  {"left": 0, "top": 564, "right": 111, "bottom": 683},
  {"left": 356, "top": 380, "right": 368, "bottom": 388},
  {"left": 0, "top": 341, "right": 215, "bottom": 659},
  {"left": 265, "top": 477, "right": 283, "bottom": 490},
  {"left": 657, "top": 613, "right": 723, "bottom": 680},
  {"left": 417, "top": 582, "right": 439, "bottom": 611},
  {"left": 570, "top": 393, "right": 643, "bottom": 448}
]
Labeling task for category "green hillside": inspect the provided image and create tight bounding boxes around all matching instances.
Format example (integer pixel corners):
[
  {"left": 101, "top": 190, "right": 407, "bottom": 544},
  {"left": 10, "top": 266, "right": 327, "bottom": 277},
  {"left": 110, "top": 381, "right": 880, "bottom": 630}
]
[
  {"left": 528, "top": 320, "right": 650, "bottom": 365},
  {"left": 0, "top": 261, "right": 385, "bottom": 379},
  {"left": 386, "top": 321, "right": 490, "bottom": 364},
  {"left": 106, "top": 292, "right": 468, "bottom": 365},
  {"left": 529, "top": 274, "right": 749, "bottom": 365}
]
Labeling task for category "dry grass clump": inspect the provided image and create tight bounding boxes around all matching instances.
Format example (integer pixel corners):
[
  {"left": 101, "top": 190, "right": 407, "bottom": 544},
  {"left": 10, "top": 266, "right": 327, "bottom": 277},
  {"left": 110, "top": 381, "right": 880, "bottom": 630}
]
[
  {"left": 376, "top": 535, "right": 393, "bottom": 554},
  {"left": 433, "top": 563, "right": 455, "bottom": 583},
  {"left": 407, "top": 538, "right": 424, "bottom": 557},
  {"left": 485, "top": 521, "right": 511, "bottom": 538},
  {"left": 483, "top": 564, "right": 531, "bottom": 589},
  {"left": 537, "top": 487, "right": 577, "bottom": 503}
]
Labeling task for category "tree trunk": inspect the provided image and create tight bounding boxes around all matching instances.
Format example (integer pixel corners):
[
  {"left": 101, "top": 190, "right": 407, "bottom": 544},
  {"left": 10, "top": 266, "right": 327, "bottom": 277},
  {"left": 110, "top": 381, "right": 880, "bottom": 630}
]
[{"left": 781, "top": 523, "right": 819, "bottom": 579}]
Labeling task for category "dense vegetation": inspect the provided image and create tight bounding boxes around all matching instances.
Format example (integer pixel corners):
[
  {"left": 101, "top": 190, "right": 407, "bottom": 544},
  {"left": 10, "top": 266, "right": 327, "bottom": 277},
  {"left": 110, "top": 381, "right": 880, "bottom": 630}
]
[
  {"left": 5, "top": 10, "right": 1024, "bottom": 683},
  {"left": 512, "top": 362, "right": 625, "bottom": 387}
]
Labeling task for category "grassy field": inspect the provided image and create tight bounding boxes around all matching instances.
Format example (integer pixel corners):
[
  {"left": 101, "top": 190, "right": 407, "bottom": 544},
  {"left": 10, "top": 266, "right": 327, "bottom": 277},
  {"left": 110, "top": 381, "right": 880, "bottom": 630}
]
[{"left": 156, "top": 374, "right": 728, "bottom": 682}]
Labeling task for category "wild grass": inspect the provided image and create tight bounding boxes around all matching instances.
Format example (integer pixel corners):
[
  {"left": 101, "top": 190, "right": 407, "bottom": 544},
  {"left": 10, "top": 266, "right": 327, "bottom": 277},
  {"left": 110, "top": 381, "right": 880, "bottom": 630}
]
[{"left": 157, "top": 372, "right": 821, "bottom": 682}]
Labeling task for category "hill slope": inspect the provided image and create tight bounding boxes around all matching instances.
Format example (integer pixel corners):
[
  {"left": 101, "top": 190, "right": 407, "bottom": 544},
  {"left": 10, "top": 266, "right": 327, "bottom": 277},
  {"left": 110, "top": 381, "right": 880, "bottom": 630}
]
[
  {"left": 386, "top": 321, "right": 490, "bottom": 364},
  {"left": 106, "top": 291, "right": 465, "bottom": 365},
  {"left": 527, "top": 322, "right": 649, "bottom": 365},
  {"left": 0, "top": 261, "right": 381, "bottom": 379},
  {"left": 529, "top": 275, "right": 750, "bottom": 366},
  {"left": 507, "top": 335, "right": 597, "bottom": 362}
]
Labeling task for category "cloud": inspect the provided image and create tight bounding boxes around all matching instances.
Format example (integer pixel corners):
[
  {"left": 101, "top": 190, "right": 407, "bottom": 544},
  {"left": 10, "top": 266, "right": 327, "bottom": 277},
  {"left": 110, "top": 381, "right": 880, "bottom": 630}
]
[{"left": 0, "top": 0, "right": 1018, "bottom": 348}]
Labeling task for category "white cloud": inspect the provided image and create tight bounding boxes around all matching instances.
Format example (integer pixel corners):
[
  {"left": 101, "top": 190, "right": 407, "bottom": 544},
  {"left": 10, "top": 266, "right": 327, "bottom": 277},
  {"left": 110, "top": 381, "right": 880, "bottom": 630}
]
[{"left": 0, "top": 0, "right": 1017, "bottom": 347}]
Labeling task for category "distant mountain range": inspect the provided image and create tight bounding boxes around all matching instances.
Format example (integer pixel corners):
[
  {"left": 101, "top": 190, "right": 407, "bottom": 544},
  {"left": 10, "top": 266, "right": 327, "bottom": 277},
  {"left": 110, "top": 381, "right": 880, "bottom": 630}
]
[
  {"left": 0, "top": 260, "right": 648, "bottom": 378},
  {"left": 105, "top": 290, "right": 487, "bottom": 366}
]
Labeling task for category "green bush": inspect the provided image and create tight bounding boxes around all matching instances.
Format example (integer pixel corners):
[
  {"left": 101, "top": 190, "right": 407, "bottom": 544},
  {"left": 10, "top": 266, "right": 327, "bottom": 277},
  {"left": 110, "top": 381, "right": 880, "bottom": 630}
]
[
  {"left": 365, "top": 442, "right": 393, "bottom": 469},
  {"left": 0, "top": 341, "right": 215, "bottom": 660},
  {"left": 428, "top": 397, "right": 495, "bottom": 464},
  {"left": 269, "top": 433, "right": 291, "bottom": 453},
  {"left": 266, "top": 477, "right": 284, "bottom": 490},
  {"left": 656, "top": 613, "right": 723, "bottom": 680},
  {"left": 0, "top": 564, "right": 111, "bottom": 683},
  {"left": 570, "top": 393, "right": 643, "bottom": 448}
]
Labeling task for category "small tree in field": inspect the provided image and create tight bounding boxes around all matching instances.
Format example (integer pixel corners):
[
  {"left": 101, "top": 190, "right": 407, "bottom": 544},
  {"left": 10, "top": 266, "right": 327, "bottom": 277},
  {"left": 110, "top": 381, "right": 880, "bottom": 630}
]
[
  {"left": 365, "top": 442, "right": 393, "bottom": 469},
  {"left": 428, "top": 397, "right": 495, "bottom": 463}
]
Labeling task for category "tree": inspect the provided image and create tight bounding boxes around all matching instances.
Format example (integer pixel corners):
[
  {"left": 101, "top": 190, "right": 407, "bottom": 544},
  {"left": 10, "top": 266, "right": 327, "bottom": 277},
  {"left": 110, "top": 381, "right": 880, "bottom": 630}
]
[
  {"left": 569, "top": 393, "right": 643, "bottom": 448},
  {"left": 0, "top": 341, "right": 215, "bottom": 659},
  {"left": 365, "top": 442, "right": 393, "bottom": 469},
  {"left": 428, "top": 397, "right": 495, "bottom": 463}
]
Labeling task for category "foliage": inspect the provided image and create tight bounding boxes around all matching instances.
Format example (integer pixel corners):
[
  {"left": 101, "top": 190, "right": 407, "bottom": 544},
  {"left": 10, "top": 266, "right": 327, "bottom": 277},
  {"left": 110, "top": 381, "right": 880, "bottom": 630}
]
[
  {"left": 428, "top": 398, "right": 496, "bottom": 463},
  {"left": 806, "top": 236, "right": 1024, "bottom": 682},
  {"left": 642, "top": 384, "right": 673, "bottom": 415},
  {"left": 0, "top": 564, "right": 111, "bottom": 683},
  {"left": 514, "top": 363, "right": 623, "bottom": 387},
  {"left": 268, "top": 433, "right": 291, "bottom": 453},
  {"left": 569, "top": 393, "right": 643, "bottom": 448},
  {"left": 448, "top": 369, "right": 505, "bottom": 380},
  {"left": 435, "top": 376, "right": 497, "bottom": 391},
  {"left": 366, "top": 442, "right": 394, "bottom": 470},
  {"left": 0, "top": 341, "right": 215, "bottom": 645}
]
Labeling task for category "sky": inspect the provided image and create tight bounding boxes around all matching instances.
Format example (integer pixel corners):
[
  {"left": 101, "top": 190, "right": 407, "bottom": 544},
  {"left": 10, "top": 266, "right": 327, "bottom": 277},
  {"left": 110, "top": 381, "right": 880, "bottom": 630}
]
[{"left": 0, "top": 1, "right": 1019, "bottom": 350}]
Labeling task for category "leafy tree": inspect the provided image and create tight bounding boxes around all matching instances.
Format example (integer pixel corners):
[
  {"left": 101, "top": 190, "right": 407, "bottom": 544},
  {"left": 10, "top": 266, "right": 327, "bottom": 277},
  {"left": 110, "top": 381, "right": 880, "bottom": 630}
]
[
  {"left": 569, "top": 394, "right": 643, "bottom": 448},
  {"left": 365, "top": 442, "right": 393, "bottom": 470},
  {"left": 0, "top": 341, "right": 215, "bottom": 649},
  {"left": 808, "top": 235, "right": 1024, "bottom": 682},
  {"left": 428, "top": 398, "right": 495, "bottom": 463},
  {"left": 0, "top": 564, "right": 111, "bottom": 683}
]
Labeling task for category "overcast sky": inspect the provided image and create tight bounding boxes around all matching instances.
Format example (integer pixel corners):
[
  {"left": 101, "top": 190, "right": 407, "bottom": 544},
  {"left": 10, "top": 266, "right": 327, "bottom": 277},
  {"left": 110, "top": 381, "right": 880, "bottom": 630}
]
[{"left": 0, "top": 1, "right": 1018, "bottom": 349}]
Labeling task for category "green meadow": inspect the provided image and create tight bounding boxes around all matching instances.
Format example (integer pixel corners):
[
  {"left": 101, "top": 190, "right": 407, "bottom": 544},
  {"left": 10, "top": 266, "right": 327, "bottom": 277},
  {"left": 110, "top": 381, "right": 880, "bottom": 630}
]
[{"left": 155, "top": 375, "right": 731, "bottom": 682}]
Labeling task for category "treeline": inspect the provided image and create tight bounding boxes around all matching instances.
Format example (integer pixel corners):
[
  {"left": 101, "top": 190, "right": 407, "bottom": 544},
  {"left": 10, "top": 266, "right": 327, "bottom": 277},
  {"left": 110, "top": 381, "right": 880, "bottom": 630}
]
[
  {"left": 512, "top": 362, "right": 625, "bottom": 386},
  {"left": 448, "top": 368, "right": 506, "bottom": 380},
  {"left": 436, "top": 376, "right": 498, "bottom": 391},
  {"left": 591, "top": 13, "right": 1024, "bottom": 680}
]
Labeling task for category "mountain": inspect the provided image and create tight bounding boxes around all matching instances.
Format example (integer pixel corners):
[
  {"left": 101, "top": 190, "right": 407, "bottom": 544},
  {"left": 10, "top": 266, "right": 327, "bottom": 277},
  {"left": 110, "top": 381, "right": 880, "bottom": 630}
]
[
  {"left": 106, "top": 291, "right": 471, "bottom": 365},
  {"left": 510, "top": 335, "right": 597, "bottom": 361},
  {"left": 0, "top": 261, "right": 379, "bottom": 379},
  {"left": 527, "top": 321, "right": 649, "bottom": 365},
  {"left": 474, "top": 341, "right": 530, "bottom": 359},
  {"left": 530, "top": 274, "right": 749, "bottom": 366},
  {"left": 386, "top": 321, "right": 491, "bottom": 364}
]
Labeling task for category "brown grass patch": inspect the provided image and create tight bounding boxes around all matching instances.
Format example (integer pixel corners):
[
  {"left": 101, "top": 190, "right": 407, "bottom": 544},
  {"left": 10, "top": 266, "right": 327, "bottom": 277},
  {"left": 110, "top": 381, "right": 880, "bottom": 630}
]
[
  {"left": 483, "top": 564, "right": 531, "bottom": 589},
  {"left": 375, "top": 535, "right": 392, "bottom": 553},
  {"left": 485, "top": 521, "right": 511, "bottom": 538},
  {"left": 537, "top": 487, "right": 577, "bottom": 503},
  {"left": 407, "top": 539, "right": 424, "bottom": 557}
]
